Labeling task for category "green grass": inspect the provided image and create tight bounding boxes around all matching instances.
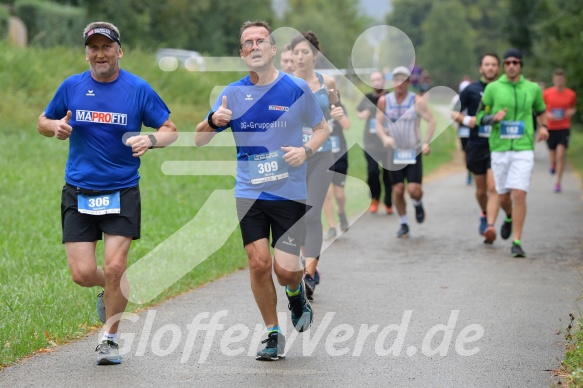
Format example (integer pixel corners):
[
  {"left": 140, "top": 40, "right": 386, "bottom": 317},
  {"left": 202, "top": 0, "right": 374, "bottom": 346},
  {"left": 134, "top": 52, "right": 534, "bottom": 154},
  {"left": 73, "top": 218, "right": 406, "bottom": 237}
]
[
  {"left": 559, "top": 126, "right": 583, "bottom": 385},
  {"left": 0, "top": 43, "right": 456, "bottom": 367}
]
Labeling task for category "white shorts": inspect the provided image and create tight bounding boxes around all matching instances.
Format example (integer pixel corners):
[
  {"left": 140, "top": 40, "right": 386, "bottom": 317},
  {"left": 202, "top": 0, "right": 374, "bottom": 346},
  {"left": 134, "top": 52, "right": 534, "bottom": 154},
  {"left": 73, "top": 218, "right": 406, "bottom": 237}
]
[{"left": 491, "top": 151, "right": 535, "bottom": 194}]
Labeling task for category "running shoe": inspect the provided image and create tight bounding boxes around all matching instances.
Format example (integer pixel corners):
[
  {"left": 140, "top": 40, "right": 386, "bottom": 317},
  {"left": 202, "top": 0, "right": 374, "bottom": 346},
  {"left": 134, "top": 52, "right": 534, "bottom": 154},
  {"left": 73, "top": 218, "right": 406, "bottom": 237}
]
[
  {"left": 483, "top": 225, "right": 496, "bottom": 244},
  {"left": 368, "top": 199, "right": 379, "bottom": 214},
  {"left": 414, "top": 203, "right": 425, "bottom": 223},
  {"left": 256, "top": 331, "right": 286, "bottom": 361},
  {"left": 314, "top": 267, "right": 321, "bottom": 285},
  {"left": 304, "top": 273, "right": 316, "bottom": 301},
  {"left": 511, "top": 242, "right": 526, "bottom": 258},
  {"left": 550, "top": 164, "right": 556, "bottom": 175},
  {"left": 554, "top": 183, "right": 561, "bottom": 193},
  {"left": 396, "top": 223, "right": 409, "bottom": 238},
  {"left": 500, "top": 218, "right": 512, "bottom": 240},
  {"left": 97, "top": 290, "right": 106, "bottom": 324},
  {"left": 386, "top": 206, "right": 394, "bottom": 215},
  {"left": 479, "top": 214, "right": 488, "bottom": 236},
  {"left": 96, "top": 340, "right": 121, "bottom": 365},
  {"left": 339, "top": 213, "right": 349, "bottom": 232},
  {"left": 325, "top": 227, "right": 337, "bottom": 240},
  {"left": 287, "top": 280, "right": 313, "bottom": 332}
]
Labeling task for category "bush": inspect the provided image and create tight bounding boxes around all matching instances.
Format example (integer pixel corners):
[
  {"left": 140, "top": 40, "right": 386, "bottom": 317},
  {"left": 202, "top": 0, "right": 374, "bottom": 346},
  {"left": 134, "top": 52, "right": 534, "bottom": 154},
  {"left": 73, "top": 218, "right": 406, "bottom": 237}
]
[
  {"left": 0, "top": 5, "right": 9, "bottom": 41},
  {"left": 14, "top": 0, "right": 85, "bottom": 47}
]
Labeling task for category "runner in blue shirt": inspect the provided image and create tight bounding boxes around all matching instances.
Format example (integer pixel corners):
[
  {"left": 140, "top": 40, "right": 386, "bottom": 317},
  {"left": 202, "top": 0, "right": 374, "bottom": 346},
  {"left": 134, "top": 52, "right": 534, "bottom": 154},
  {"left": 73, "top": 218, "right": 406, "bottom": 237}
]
[
  {"left": 37, "top": 21, "right": 177, "bottom": 365},
  {"left": 195, "top": 20, "right": 329, "bottom": 361}
]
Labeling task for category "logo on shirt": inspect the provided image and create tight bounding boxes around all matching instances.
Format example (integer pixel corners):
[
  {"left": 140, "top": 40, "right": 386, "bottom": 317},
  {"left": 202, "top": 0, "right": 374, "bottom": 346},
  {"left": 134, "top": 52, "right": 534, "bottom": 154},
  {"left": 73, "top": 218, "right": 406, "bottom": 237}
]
[
  {"left": 86, "top": 90, "right": 95, "bottom": 96},
  {"left": 268, "top": 105, "right": 290, "bottom": 111},
  {"left": 76, "top": 110, "right": 127, "bottom": 125},
  {"left": 245, "top": 94, "right": 253, "bottom": 101}
]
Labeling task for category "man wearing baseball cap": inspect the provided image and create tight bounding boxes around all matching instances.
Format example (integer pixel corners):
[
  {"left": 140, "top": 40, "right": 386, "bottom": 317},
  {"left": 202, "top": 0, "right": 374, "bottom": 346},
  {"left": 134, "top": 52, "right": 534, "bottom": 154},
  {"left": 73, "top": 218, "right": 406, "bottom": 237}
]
[
  {"left": 38, "top": 21, "right": 178, "bottom": 364},
  {"left": 476, "top": 48, "right": 548, "bottom": 258},
  {"left": 375, "top": 65, "right": 436, "bottom": 238}
]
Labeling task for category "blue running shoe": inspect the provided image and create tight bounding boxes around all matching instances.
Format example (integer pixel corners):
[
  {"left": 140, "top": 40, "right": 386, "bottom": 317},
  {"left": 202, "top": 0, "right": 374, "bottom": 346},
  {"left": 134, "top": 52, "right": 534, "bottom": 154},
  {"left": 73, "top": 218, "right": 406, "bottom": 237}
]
[
  {"left": 314, "top": 268, "right": 320, "bottom": 285},
  {"left": 479, "top": 214, "right": 488, "bottom": 236},
  {"left": 96, "top": 340, "right": 121, "bottom": 365},
  {"left": 97, "top": 290, "right": 106, "bottom": 323},
  {"left": 256, "top": 331, "right": 286, "bottom": 361},
  {"left": 287, "top": 280, "right": 313, "bottom": 332}
]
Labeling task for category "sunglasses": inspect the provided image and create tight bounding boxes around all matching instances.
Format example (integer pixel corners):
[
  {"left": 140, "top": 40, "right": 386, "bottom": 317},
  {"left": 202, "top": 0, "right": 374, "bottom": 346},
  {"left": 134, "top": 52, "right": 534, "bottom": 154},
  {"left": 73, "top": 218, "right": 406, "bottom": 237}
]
[{"left": 504, "top": 60, "right": 521, "bottom": 66}]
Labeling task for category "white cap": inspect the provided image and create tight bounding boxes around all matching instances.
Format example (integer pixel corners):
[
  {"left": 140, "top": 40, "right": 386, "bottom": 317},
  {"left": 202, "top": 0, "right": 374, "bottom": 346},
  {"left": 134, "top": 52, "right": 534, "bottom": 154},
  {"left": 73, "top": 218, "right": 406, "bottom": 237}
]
[
  {"left": 392, "top": 66, "right": 411, "bottom": 78},
  {"left": 459, "top": 80, "right": 471, "bottom": 92}
]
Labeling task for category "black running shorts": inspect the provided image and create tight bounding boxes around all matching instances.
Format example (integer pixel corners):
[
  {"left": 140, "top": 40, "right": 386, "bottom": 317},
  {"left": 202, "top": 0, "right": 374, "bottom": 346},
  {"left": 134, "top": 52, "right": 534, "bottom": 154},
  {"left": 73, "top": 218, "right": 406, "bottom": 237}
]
[
  {"left": 546, "top": 129, "right": 570, "bottom": 150},
  {"left": 389, "top": 154, "right": 423, "bottom": 184},
  {"left": 61, "top": 184, "right": 141, "bottom": 243},
  {"left": 465, "top": 143, "right": 491, "bottom": 175},
  {"left": 236, "top": 198, "right": 306, "bottom": 255}
]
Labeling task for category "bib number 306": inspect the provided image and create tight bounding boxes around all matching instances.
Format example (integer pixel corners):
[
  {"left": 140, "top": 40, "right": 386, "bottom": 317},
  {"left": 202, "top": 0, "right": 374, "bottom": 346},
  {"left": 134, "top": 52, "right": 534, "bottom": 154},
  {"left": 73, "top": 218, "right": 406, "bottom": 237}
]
[{"left": 78, "top": 191, "right": 121, "bottom": 215}]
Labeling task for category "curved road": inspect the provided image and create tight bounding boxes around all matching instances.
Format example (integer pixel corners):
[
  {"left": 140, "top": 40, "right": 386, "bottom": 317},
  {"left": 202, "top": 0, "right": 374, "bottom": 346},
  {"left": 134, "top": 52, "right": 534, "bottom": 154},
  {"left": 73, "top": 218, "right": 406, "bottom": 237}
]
[{"left": 1, "top": 143, "right": 582, "bottom": 387}]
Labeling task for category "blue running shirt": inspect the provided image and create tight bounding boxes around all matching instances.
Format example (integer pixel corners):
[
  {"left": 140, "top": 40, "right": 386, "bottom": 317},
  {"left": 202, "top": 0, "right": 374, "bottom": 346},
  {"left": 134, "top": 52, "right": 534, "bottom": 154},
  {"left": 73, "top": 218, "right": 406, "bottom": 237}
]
[
  {"left": 44, "top": 69, "right": 171, "bottom": 190},
  {"left": 210, "top": 72, "right": 324, "bottom": 200}
]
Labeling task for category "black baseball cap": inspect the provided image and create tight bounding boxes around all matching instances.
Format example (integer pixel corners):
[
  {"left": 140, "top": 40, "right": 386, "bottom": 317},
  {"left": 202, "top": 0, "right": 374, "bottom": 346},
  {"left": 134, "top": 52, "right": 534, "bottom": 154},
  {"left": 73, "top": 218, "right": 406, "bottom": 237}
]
[{"left": 84, "top": 27, "right": 121, "bottom": 46}]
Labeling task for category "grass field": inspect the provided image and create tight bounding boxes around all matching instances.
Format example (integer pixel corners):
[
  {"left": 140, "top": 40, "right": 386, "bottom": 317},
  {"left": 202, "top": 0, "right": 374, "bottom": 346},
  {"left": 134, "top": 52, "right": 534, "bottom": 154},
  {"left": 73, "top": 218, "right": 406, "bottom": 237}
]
[{"left": 0, "top": 44, "right": 457, "bottom": 367}]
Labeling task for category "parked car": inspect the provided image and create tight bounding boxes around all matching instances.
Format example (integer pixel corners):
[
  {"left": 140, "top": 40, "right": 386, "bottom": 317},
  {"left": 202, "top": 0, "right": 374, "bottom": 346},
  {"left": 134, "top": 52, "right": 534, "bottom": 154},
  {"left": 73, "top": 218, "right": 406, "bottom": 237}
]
[{"left": 155, "top": 48, "right": 206, "bottom": 71}]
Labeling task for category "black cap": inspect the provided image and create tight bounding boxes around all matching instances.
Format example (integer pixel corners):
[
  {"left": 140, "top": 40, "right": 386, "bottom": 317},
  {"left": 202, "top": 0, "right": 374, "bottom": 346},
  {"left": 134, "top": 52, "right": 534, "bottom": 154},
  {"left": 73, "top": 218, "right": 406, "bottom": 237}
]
[
  {"left": 503, "top": 48, "right": 522, "bottom": 60},
  {"left": 84, "top": 27, "right": 121, "bottom": 46}
]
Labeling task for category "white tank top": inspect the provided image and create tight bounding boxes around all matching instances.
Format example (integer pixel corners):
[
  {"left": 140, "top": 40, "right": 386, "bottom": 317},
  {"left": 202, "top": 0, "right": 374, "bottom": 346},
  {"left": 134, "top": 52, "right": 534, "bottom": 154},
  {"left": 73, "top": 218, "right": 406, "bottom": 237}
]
[{"left": 384, "top": 91, "right": 421, "bottom": 149}]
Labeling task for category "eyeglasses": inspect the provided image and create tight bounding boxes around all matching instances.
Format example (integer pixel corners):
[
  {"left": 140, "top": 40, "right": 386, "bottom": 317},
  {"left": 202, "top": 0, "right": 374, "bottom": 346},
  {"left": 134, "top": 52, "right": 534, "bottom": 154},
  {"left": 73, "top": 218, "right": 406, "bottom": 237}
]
[
  {"left": 504, "top": 60, "right": 521, "bottom": 66},
  {"left": 241, "top": 39, "right": 271, "bottom": 49}
]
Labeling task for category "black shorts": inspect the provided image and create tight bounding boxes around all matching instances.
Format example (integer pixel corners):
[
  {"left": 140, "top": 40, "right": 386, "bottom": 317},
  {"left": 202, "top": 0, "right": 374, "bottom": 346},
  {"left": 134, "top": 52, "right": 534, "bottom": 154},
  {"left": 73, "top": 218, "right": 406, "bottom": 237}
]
[
  {"left": 330, "top": 155, "right": 348, "bottom": 187},
  {"left": 465, "top": 143, "right": 491, "bottom": 175},
  {"left": 546, "top": 129, "right": 570, "bottom": 150},
  {"left": 460, "top": 137, "right": 469, "bottom": 152},
  {"left": 389, "top": 154, "right": 423, "bottom": 184},
  {"left": 61, "top": 184, "right": 141, "bottom": 243},
  {"left": 236, "top": 198, "right": 306, "bottom": 255}
]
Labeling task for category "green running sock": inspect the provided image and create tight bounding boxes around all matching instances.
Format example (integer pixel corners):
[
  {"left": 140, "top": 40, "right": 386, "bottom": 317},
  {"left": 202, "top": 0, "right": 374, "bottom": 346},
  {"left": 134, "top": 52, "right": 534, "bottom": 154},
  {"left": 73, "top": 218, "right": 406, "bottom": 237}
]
[
  {"left": 513, "top": 239, "right": 521, "bottom": 245},
  {"left": 286, "top": 285, "right": 300, "bottom": 297}
]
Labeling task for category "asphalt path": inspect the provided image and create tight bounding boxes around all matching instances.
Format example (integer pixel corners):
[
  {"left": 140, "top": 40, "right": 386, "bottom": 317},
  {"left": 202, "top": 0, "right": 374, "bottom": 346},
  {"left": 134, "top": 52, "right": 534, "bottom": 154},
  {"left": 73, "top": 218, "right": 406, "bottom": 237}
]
[{"left": 1, "top": 143, "right": 582, "bottom": 387}]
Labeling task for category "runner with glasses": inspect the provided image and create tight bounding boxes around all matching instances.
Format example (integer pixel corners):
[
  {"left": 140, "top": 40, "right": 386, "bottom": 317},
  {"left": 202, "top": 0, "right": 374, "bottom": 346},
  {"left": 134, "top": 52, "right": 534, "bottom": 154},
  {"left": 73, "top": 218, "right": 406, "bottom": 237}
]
[{"left": 476, "top": 48, "right": 549, "bottom": 258}]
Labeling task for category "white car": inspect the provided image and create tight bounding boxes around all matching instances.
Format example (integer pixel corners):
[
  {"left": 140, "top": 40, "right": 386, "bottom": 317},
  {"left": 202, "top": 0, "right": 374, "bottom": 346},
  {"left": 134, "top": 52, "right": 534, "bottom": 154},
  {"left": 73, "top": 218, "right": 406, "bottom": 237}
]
[{"left": 156, "top": 48, "right": 206, "bottom": 71}]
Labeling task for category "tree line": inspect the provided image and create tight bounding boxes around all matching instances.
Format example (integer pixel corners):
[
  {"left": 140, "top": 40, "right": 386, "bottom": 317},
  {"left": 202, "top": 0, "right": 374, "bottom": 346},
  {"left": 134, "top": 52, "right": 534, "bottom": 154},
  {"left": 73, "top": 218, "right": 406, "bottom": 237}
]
[{"left": 0, "top": 0, "right": 581, "bottom": 119}]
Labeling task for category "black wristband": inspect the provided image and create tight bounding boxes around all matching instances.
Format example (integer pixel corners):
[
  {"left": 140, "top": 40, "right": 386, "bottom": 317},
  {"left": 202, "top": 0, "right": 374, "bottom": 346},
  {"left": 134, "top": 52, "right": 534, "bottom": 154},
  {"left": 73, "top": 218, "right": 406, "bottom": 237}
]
[
  {"left": 148, "top": 134, "right": 157, "bottom": 149},
  {"left": 207, "top": 111, "right": 220, "bottom": 129}
]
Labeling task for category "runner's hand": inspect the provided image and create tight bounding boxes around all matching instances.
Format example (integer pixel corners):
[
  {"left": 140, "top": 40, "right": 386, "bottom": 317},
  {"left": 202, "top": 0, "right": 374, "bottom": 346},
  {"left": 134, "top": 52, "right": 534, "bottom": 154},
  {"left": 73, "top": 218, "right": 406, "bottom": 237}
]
[
  {"left": 213, "top": 96, "right": 232, "bottom": 127},
  {"left": 493, "top": 108, "right": 508, "bottom": 123},
  {"left": 382, "top": 136, "right": 396, "bottom": 148},
  {"left": 330, "top": 104, "right": 344, "bottom": 121},
  {"left": 537, "top": 126, "right": 549, "bottom": 142},
  {"left": 126, "top": 135, "right": 151, "bottom": 157},
  {"left": 422, "top": 142, "right": 431, "bottom": 155},
  {"left": 54, "top": 111, "right": 72, "bottom": 140},
  {"left": 281, "top": 146, "right": 307, "bottom": 167}
]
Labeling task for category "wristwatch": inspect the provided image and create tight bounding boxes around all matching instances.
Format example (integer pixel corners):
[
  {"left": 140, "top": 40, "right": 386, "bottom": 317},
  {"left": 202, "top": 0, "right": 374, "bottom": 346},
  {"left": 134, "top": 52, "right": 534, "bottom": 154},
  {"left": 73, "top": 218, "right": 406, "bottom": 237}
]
[
  {"left": 148, "top": 134, "right": 157, "bottom": 149},
  {"left": 207, "top": 111, "right": 220, "bottom": 129},
  {"left": 302, "top": 145, "right": 313, "bottom": 158}
]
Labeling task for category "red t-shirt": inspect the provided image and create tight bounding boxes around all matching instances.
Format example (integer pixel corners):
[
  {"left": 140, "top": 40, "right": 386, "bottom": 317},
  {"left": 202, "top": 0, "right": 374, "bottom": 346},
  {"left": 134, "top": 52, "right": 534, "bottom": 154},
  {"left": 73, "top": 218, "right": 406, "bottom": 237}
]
[{"left": 543, "top": 86, "right": 576, "bottom": 130}]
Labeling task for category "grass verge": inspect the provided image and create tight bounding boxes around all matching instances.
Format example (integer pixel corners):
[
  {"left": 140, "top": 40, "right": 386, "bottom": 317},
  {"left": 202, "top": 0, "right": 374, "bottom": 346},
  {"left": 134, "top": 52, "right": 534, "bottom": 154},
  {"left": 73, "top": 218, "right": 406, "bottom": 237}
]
[{"left": 556, "top": 126, "right": 583, "bottom": 386}]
